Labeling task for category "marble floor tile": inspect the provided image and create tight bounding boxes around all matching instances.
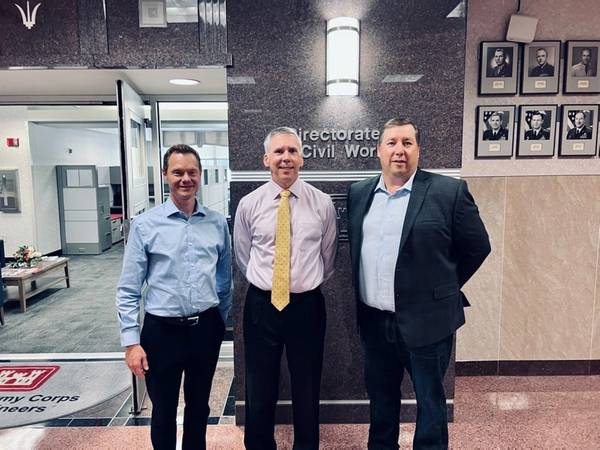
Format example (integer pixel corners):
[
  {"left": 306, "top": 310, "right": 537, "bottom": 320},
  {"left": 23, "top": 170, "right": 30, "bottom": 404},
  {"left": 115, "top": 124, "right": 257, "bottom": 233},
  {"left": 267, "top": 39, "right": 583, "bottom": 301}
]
[{"left": 1, "top": 375, "right": 600, "bottom": 449}]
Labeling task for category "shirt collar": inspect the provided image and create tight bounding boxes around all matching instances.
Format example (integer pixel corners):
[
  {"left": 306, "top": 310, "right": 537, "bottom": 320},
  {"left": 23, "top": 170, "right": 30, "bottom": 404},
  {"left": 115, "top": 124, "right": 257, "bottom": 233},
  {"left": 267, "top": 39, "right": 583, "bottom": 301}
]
[
  {"left": 164, "top": 196, "right": 205, "bottom": 217},
  {"left": 374, "top": 170, "right": 416, "bottom": 195},
  {"left": 267, "top": 178, "right": 302, "bottom": 199}
]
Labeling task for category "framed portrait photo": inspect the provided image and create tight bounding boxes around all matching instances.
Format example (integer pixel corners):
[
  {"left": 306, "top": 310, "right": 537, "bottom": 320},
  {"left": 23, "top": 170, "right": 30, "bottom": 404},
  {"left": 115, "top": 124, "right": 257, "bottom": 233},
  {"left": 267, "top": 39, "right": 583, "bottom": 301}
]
[
  {"left": 479, "top": 42, "right": 519, "bottom": 95},
  {"left": 476, "top": 106, "right": 515, "bottom": 158},
  {"left": 564, "top": 41, "right": 600, "bottom": 93},
  {"left": 517, "top": 105, "right": 557, "bottom": 157},
  {"left": 559, "top": 105, "right": 598, "bottom": 156},
  {"left": 521, "top": 41, "right": 561, "bottom": 94}
]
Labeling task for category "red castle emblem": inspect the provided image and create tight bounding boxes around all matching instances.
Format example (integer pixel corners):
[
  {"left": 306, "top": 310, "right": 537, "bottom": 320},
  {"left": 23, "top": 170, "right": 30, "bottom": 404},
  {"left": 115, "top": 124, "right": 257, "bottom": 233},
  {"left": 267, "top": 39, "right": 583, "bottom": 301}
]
[{"left": 0, "top": 366, "right": 59, "bottom": 391}]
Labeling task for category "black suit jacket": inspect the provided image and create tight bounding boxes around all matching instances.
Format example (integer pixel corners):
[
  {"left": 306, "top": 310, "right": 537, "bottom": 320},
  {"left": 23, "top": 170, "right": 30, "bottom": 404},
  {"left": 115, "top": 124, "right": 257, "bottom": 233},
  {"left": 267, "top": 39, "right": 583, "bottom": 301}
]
[
  {"left": 529, "top": 63, "right": 554, "bottom": 77},
  {"left": 487, "top": 63, "right": 511, "bottom": 77},
  {"left": 347, "top": 169, "right": 491, "bottom": 347},
  {"left": 482, "top": 128, "right": 508, "bottom": 141},
  {"left": 567, "top": 126, "right": 593, "bottom": 140},
  {"left": 524, "top": 129, "right": 550, "bottom": 140}
]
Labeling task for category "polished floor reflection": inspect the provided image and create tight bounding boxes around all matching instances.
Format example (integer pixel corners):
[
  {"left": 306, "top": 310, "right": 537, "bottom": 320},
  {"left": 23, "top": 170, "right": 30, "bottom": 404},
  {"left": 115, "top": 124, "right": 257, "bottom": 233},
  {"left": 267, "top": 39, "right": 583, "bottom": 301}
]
[{"left": 1, "top": 373, "right": 599, "bottom": 448}]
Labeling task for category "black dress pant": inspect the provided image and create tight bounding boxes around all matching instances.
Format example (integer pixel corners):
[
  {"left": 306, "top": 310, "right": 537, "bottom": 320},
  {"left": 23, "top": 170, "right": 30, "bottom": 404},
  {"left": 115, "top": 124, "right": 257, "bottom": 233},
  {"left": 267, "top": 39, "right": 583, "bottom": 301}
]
[
  {"left": 243, "top": 284, "right": 326, "bottom": 450},
  {"left": 360, "top": 304, "right": 453, "bottom": 450},
  {"left": 141, "top": 308, "right": 224, "bottom": 450}
]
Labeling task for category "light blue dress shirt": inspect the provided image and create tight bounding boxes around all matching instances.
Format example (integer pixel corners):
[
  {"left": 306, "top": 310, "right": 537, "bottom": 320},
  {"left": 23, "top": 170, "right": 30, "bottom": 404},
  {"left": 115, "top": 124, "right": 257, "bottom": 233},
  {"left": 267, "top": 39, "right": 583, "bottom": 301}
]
[
  {"left": 359, "top": 173, "right": 414, "bottom": 312},
  {"left": 116, "top": 198, "right": 232, "bottom": 347}
]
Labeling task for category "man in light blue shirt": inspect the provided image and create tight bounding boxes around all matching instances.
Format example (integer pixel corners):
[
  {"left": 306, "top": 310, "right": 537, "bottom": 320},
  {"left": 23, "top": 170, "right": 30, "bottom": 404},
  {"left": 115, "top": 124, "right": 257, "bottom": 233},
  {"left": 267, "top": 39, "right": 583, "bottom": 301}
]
[
  {"left": 358, "top": 172, "right": 414, "bottom": 313},
  {"left": 116, "top": 144, "right": 232, "bottom": 450}
]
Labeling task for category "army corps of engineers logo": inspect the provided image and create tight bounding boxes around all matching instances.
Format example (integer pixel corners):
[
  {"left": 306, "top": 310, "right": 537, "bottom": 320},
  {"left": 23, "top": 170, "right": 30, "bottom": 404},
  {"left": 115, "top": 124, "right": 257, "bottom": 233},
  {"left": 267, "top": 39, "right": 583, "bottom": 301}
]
[{"left": 0, "top": 366, "right": 59, "bottom": 392}]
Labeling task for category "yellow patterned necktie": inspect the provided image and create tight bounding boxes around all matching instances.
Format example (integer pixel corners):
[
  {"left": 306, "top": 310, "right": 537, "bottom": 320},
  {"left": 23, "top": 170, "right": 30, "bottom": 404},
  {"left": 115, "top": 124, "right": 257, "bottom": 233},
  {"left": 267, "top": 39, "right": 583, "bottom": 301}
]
[{"left": 271, "top": 190, "right": 291, "bottom": 311}]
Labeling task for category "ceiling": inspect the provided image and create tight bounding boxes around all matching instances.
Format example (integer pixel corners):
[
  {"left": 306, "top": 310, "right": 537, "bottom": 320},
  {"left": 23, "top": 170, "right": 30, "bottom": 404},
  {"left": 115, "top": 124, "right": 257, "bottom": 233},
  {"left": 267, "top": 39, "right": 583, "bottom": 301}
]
[{"left": 0, "top": 68, "right": 227, "bottom": 97}]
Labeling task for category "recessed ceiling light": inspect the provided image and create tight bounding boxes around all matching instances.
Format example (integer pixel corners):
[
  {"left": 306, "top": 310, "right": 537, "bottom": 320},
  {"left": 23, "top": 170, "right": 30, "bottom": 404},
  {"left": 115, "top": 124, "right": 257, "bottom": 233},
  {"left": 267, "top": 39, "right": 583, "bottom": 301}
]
[{"left": 169, "top": 78, "right": 200, "bottom": 86}]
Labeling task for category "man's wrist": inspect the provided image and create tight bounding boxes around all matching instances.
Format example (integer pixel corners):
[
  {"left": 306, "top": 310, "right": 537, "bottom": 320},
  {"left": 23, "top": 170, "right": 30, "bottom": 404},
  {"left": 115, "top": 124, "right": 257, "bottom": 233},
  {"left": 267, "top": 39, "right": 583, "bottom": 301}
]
[{"left": 120, "top": 328, "right": 140, "bottom": 347}]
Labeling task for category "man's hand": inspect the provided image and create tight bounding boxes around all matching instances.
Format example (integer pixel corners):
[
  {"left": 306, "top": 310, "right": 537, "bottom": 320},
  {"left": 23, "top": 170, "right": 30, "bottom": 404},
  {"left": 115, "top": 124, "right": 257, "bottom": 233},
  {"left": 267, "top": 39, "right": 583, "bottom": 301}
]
[{"left": 125, "top": 344, "right": 149, "bottom": 379}]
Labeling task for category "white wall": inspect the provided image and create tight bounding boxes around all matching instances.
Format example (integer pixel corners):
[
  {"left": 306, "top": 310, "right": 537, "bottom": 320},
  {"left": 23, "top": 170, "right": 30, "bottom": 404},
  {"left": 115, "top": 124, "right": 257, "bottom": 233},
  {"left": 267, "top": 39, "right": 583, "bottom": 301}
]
[
  {"left": 0, "top": 107, "right": 36, "bottom": 256},
  {"left": 29, "top": 124, "right": 120, "bottom": 166},
  {"left": 31, "top": 166, "right": 61, "bottom": 254},
  {"left": 0, "top": 118, "right": 120, "bottom": 256},
  {"left": 200, "top": 164, "right": 228, "bottom": 216},
  {"left": 28, "top": 123, "right": 120, "bottom": 253},
  {"left": 198, "top": 144, "right": 229, "bottom": 216}
]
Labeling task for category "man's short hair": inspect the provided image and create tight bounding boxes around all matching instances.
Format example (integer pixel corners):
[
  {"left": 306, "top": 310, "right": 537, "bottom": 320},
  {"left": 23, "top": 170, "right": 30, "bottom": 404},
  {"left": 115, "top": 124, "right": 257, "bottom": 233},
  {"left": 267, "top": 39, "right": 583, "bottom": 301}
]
[
  {"left": 378, "top": 118, "right": 421, "bottom": 146},
  {"left": 162, "top": 144, "right": 202, "bottom": 172},
  {"left": 530, "top": 111, "right": 544, "bottom": 120},
  {"left": 263, "top": 127, "right": 303, "bottom": 153},
  {"left": 536, "top": 48, "right": 547, "bottom": 55},
  {"left": 494, "top": 48, "right": 505, "bottom": 56}
]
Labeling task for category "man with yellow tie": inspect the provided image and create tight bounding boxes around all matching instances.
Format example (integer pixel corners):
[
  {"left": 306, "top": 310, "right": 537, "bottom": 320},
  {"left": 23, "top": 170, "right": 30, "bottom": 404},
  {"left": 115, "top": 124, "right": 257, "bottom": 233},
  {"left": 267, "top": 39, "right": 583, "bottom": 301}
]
[{"left": 233, "top": 127, "right": 337, "bottom": 450}]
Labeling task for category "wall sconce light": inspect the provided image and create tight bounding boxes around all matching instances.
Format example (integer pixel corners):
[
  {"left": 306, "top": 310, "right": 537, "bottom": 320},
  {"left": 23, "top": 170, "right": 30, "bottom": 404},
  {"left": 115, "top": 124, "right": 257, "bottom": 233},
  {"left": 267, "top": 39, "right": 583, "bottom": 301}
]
[{"left": 326, "top": 17, "right": 360, "bottom": 96}]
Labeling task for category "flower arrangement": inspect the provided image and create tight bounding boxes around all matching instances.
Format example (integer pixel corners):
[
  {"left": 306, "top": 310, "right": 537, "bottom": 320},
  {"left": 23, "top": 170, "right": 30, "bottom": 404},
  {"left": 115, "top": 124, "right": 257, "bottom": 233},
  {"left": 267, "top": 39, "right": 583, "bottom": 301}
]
[{"left": 8, "top": 245, "right": 42, "bottom": 268}]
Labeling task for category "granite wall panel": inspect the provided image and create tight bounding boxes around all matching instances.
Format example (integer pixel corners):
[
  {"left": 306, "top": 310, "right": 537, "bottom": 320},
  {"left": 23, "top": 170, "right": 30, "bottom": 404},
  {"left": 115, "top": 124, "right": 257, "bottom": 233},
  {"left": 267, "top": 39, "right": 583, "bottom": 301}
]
[
  {"left": 230, "top": 180, "right": 456, "bottom": 423},
  {"left": 0, "top": 0, "right": 230, "bottom": 68},
  {"left": 227, "top": 0, "right": 466, "bottom": 172},
  {"left": 227, "top": 0, "right": 466, "bottom": 425},
  {"left": 0, "top": 0, "right": 81, "bottom": 57}
]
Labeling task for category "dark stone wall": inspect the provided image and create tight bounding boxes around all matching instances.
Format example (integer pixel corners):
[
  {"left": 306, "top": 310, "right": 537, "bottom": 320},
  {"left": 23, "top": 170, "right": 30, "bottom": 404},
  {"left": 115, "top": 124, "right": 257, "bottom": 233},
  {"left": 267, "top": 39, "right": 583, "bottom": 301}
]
[
  {"left": 227, "top": 0, "right": 466, "bottom": 171},
  {"left": 0, "top": 0, "right": 229, "bottom": 68},
  {"left": 227, "top": 0, "right": 466, "bottom": 423}
]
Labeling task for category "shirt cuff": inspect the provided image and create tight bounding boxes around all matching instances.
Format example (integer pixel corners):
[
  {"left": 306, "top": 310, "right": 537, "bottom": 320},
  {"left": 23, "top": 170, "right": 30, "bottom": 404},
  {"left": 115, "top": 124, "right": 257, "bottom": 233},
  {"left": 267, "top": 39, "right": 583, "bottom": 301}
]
[{"left": 120, "top": 328, "right": 140, "bottom": 347}]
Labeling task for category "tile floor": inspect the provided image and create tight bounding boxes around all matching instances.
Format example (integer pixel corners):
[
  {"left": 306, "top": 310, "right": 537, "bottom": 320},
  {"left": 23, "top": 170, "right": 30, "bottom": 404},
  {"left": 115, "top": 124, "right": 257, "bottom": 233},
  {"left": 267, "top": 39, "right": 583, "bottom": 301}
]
[{"left": 1, "top": 373, "right": 599, "bottom": 449}]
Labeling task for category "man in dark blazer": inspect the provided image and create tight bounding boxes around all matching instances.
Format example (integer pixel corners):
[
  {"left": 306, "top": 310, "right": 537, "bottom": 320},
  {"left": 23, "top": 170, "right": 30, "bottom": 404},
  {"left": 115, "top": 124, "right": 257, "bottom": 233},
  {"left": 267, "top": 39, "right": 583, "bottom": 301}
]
[{"left": 347, "top": 118, "right": 490, "bottom": 450}]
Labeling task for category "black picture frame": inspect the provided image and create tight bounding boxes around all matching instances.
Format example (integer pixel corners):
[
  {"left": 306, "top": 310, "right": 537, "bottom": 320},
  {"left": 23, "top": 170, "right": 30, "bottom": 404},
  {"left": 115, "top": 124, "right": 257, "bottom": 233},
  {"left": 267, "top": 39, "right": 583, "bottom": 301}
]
[
  {"left": 476, "top": 105, "right": 516, "bottom": 158},
  {"left": 521, "top": 41, "right": 561, "bottom": 95},
  {"left": 479, "top": 42, "right": 519, "bottom": 95},
  {"left": 564, "top": 41, "right": 600, "bottom": 94},
  {"left": 517, "top": 105, "right": 557, "bottom": 157},
  {"left": 559, "top": 104, "right": 598, "bottom": 156}
]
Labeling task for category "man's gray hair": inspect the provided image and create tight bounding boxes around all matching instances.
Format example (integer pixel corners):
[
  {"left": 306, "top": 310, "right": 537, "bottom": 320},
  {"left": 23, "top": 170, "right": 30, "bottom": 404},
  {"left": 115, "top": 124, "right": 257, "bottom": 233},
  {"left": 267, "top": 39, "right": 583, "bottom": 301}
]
[
  {"left": 263, "top": 127, "right": 302, "bottom": 153},
  {"left": 378, "top": 118, "right": 421, "bottom": 146}
]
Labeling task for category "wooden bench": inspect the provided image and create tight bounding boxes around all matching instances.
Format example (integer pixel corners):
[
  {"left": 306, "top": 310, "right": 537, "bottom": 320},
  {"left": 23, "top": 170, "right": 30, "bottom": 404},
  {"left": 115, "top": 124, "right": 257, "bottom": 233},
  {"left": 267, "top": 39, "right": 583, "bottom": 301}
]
[{"left": 1, "top": 257, "right": 70, "bottom": 313}]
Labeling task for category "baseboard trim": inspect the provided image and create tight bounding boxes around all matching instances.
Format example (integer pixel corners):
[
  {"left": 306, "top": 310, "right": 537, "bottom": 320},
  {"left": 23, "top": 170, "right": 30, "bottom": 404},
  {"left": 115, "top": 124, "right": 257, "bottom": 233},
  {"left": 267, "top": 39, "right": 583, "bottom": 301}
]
[{"left": 456, "top": 360, "right": 600, "bottom": 376}]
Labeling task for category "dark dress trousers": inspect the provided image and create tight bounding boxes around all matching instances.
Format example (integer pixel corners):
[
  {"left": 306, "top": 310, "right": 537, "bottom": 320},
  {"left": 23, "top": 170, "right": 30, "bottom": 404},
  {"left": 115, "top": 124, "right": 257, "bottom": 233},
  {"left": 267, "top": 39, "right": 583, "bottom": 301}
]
[
  {"left": 347, "top": 169, "right": 490, "bottom": 449},
  {"left": 243, "top": 284, "right": 326, "bottom": 450},
  {"left": 142, "top": 308, "right": 224, "bottom": 450}
]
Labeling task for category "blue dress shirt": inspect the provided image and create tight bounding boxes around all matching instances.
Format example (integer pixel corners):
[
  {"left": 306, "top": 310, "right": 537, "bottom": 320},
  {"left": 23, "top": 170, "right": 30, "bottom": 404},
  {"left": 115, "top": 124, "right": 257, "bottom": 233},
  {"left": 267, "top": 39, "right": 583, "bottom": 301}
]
[
  {"left": 116, "top": 198, "right": 232, "bottom": 347},
  {"left": 359, "top": 173, "right": 414, "bottom": 312}
]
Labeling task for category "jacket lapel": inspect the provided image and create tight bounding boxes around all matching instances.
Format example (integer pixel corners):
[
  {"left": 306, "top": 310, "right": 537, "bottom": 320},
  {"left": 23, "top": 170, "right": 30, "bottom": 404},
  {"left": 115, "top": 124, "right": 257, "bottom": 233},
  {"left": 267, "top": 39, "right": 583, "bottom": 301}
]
[{"left": 399, "top": 169, "right": 430, "bottom": 252}]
